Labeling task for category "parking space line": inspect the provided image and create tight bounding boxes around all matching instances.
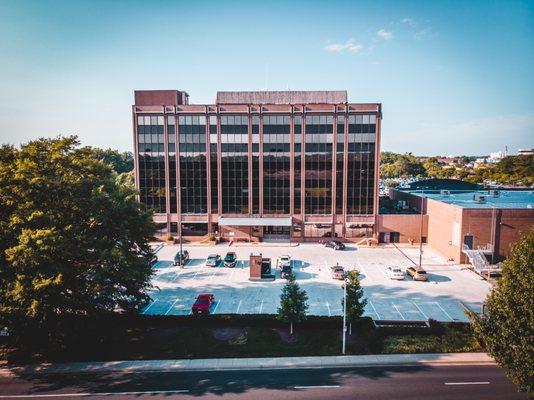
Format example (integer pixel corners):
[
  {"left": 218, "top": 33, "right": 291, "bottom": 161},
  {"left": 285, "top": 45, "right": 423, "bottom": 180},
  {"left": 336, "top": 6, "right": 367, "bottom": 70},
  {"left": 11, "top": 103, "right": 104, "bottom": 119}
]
[
  {"left": 325, "top": 301, "right": 331, "bottom": 317},
  {"left": 236, "top": 300, "right": 242, "bottom": 314},
  {"left": 434, "top": 302, "right": 454, "bottom": 321},
  {"left": 413, "top": 302, "right": 429, "bottom": 320},
  {"left": 208, "top": 267, "right": 218, "bottom": 280},
  {"left": 142, "top": 299, "right": 158, "bottom": 315},
  {"left": 229, "top": 267, "right": 236, "bottom": 279},
  {"left": 392, "top": 303, "right": 405, "bottom": 320},
  {"left": 368, "top": 300, "right": 381, "bottom": 319},
  {"left": 259, "top": 299, "right": 264, "bottom": 313},
  {"left": 212, "top": 300, "right": 220, "bottom": 313},
  {"left": 358, "top": 266, "right": 373, "bottom": 283},
  {"left": 164, "top": 299, "right": 179, "bottom": 315}
]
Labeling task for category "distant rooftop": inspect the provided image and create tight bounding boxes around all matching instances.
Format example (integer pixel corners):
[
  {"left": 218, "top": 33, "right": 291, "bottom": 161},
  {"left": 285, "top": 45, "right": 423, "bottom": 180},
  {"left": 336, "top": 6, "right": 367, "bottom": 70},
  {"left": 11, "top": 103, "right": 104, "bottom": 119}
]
[
  {"left": 216, "top": 90, "right": 348, "bottom": 105},
  {"left": 407, "top": 190, "right": 534, "bottom": 209}
]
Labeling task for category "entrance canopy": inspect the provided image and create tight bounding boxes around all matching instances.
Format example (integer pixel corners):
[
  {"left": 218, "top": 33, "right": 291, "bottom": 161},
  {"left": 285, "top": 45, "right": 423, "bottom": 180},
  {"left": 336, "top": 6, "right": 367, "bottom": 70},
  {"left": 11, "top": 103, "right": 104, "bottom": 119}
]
[{"left": 218, "top": 216, "right": 292, "bottom": 227}]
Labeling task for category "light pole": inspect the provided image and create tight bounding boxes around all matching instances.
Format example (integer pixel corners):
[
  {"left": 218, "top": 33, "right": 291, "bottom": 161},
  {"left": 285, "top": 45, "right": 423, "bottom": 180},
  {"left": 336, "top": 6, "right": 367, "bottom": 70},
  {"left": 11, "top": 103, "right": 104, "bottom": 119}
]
[
  {"left": 418, "top": 188, "right": 426, "bottom": 269},
  {"left": 176, "top": 188, "right": 183, "bottom": 267},
  {"left": 342, "top": 277, "right": 347, "bottom": 355}
]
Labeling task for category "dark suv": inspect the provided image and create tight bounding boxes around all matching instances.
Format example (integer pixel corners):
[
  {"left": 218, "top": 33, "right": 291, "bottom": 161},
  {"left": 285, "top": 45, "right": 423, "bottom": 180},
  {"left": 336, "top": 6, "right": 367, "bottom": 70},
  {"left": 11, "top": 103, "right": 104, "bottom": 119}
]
[
  {"left": 224, "top": 252, "right": 237, "bottom": 268},
  {"left": 325, "top": 240, "right": 345, "bottom": 250},
  {"left": 173, "top": 250, "right": 190, "bottom": 266}
]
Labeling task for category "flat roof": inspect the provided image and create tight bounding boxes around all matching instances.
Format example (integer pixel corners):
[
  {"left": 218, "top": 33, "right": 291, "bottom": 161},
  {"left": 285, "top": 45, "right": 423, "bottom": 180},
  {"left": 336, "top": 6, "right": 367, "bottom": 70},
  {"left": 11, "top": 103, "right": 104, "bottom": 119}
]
[
  {"left": 218, "top": 217, "right": 292, "bottom": 226},
  {"left": 407, "top": 190, "right": 534, "bottom": 209},
  {"left": 216, "top": 90, "right": 347, "bottom": 104}
]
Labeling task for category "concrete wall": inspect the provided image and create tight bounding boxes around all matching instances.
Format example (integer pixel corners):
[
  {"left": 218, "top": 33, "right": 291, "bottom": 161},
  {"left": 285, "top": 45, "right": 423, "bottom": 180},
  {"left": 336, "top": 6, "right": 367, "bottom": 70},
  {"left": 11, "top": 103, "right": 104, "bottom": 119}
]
[
  {"left": 376, "top": 214, "right": 428, "bottom": 243},
  {"left": 426, "top": 199, "right": 464, "bottom": 262}
]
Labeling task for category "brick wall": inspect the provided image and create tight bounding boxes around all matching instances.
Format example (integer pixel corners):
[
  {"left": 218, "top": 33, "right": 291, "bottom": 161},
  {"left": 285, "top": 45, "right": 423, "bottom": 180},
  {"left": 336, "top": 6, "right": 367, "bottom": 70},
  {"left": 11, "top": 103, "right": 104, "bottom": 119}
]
[{"left": 376, "top": 214, "right": 428, "bottom": 243}]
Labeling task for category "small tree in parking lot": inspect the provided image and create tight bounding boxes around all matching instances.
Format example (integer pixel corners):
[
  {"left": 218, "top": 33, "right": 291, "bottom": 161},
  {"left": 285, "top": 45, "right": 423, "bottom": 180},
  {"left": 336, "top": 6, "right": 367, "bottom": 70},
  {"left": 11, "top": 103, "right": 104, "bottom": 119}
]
[
  {"left": 278, "top": 273, "right": 308, "bottom": 335},
  {"left": 342, "top": 270, "right": 367, "bottom": 334}
]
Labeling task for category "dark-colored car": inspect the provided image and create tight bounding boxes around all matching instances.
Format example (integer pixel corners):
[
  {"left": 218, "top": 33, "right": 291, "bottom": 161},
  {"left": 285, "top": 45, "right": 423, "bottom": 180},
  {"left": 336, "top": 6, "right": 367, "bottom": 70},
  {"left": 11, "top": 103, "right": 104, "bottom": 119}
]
[
  {"left": 173, "top": 250, "right": 190, "bottom": 266},
  {"left": 224, "top": 252, "right": 237, "bottom": 268},
  {"left": 191, "top": 294, "right": 214, "bottom": 314},
  {"left": 325, "top": 240, "right": 345, "bottom": 250},
  {"left": 406, "top": 266, "right": 428, "bottom": 281},
  {"left": 280, "top": 265, "right": 292, "bottom": 279}
]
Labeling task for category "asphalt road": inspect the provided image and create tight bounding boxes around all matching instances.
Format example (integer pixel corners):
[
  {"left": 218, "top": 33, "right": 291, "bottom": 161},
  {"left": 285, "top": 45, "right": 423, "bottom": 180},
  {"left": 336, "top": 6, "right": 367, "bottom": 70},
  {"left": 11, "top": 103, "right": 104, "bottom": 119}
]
[{"left": 0, "top": 365, "right": 526, "bottom": 400}]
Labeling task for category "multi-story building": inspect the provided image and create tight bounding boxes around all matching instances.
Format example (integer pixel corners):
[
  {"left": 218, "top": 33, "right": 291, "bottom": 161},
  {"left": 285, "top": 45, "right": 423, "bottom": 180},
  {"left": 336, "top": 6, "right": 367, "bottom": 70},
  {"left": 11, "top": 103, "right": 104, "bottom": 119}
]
[{"left": 132, "top": 90, "right": 381, "bottom": 242}]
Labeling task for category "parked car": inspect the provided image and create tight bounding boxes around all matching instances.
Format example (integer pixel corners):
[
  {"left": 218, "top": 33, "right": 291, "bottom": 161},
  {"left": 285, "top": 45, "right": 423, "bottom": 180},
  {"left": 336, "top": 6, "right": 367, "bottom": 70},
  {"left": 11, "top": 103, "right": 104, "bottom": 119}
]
[
  {"left": 173, "top": 250, "right": 190, "bottom": 266},
  {"left": 406, "top": 266, "right": 428, "bottom": 281},
  {"left": 325, "top": 240, "right": 345, "bottom": 250},
  {"left": 331, "top": 265, "right": 345, "bottom": 280},
  {"left": 322, "top": 231, "right": 338, "bottom": 238},
  {"left": 191, "top": 294, "right": 215, "bottom": 315},
  {"left": 386, "top": 266, "right": 404, "bottom": 280},
  {"left": 223, "top": 252, "right": 237, "bottom": 268},
  {"left": 276, "top": 255, "right": 292, "bottom": 269},
  {"left": 280, "top": 264, "right": 292, "bottom": 279},
  {"left": 205, "top": 254, "right": 221, "bottom": 267}
]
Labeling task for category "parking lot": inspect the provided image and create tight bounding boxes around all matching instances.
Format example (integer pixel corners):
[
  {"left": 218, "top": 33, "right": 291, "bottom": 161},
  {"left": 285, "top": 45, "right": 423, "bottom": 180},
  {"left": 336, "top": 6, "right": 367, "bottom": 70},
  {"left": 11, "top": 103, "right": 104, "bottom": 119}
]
[{"left": 143, "top": 243, "right": 492, "bottom": 322}]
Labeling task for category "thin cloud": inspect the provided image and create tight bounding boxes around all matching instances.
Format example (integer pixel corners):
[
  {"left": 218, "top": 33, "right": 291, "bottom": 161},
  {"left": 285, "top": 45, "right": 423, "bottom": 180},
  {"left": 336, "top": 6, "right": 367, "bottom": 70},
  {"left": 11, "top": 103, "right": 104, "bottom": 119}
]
[
  {"left": 323, "top": 40, "right": 364, "bottom": 53},
  {"left": 401, "top": 18, "right": 416, "bottom": 26},
  {"left": 377, "top": 29, "right": 393, "bottom": 40}
]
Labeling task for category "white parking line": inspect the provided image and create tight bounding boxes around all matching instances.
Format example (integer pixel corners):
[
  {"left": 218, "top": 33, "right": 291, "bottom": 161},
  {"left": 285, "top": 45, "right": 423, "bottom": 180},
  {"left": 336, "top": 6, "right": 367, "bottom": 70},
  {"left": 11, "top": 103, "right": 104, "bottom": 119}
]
[
  {"left": 229, "top": 267, "right": 237, "bottom": 280},
  {"left": 325, "top": 301, "right": 331, "bottom": 317},
  {"left": 236, "top": 299, "right": 242, "bottom": 314},
  {"left": 0, "top": 390, "right": 191, "bottom": 398},
  {"left": 164, "top": 299, "right": 179, "bottom": 315},
  {"left": 413, "top": 301, "right": 429, "bottom": 320},
  {"left": 294, "top": 385, "right": 340, "bottom": 389},
  {"left": 141, "top": 299, "right": 158, "bottom": 315},
  {"left": 392, "top": 303, "right": 405, "bottom": 320},
  {"left": 358, "top": 266, "right": 373, "bottom": 283},
  {"left": 259, "top": 299, "right": 264, "bottom": 313},
  {"left": 212, "top": 299, "right": 220, "bottom": 313},
  {"left": 368, "top": 300, "right": 381, "bottom": 319},
  {"left": 444, "top": 382, "right": 490, "bottom": 385},
  {"left": 208, "top": 267, "right": 218, "bottom": 280},
  {"left": 434, "top": 302, "right": 454, "bottom": 321}
]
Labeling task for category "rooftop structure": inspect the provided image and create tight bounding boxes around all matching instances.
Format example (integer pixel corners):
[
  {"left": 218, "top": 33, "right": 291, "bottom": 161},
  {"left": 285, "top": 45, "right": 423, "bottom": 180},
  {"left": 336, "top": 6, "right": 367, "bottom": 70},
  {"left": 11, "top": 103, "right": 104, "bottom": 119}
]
[
  {"left": 407, "top": 190, "right": 534, "bottom": 209},
  {"left": 215, "top": 90, "right": 348, "bottom": 105}
]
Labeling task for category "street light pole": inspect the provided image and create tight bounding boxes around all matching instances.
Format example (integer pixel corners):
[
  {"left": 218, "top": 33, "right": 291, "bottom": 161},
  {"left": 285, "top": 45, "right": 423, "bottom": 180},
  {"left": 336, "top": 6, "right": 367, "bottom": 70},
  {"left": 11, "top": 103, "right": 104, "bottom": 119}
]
[
  {"left": 179, "top": 219, "right": 183, "bottom": 267},
  {"left": 342, "top": 278, "right": 347, "bottom": 355},
  {"left": 419, "top": 189, "right": 425, "bottom": 269}
]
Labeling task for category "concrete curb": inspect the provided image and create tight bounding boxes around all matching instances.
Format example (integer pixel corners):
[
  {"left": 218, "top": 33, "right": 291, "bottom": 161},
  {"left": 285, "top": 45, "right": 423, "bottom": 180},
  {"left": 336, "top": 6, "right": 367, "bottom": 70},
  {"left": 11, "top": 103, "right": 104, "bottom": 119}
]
[{"left": 0, "top": 353, "right": 495, "bottom": 376}]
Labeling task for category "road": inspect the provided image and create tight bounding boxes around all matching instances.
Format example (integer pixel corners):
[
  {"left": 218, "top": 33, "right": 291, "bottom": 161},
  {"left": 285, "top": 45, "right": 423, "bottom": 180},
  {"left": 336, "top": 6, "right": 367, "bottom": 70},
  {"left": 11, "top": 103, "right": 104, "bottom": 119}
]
[{"left": 0, "top": 365, "right": 526, "bottom": 399}]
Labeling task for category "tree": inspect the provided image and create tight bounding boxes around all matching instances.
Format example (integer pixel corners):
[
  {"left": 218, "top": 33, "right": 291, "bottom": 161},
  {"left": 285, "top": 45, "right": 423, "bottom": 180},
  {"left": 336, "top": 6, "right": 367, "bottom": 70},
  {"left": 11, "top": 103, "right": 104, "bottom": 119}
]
[
  {"left": 278, "top": 273, "right": 308, "bottom": 335},
  {"left": 342, "top": 270, "right": 368, "bottom": 334},
  {"left": 0, "top": 136, "right": 155, "bottom": 325},
  {"left": 85, "top": 147, "right": 134, "bottom": 174},
  {"left": 470, "top": 227, "right": 534, "bottom": 393}
]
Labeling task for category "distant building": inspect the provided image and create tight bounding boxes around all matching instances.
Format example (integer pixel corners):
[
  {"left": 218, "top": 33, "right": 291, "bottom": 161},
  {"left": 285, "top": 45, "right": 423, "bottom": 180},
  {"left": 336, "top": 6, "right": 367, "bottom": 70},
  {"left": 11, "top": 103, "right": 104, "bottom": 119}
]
[
  {"left": 132, "top": 89, "right": 382, "bottom": 242},
  {"left": 517, "top": 148, "right": 533, "bottom": 156}
]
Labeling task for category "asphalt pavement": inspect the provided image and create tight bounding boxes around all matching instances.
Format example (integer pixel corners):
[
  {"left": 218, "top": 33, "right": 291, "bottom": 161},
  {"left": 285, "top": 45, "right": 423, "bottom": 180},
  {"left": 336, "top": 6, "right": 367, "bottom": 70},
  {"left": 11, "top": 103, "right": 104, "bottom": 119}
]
[{"left": 0, "top": 365, "right": 526, "bottom": 400}]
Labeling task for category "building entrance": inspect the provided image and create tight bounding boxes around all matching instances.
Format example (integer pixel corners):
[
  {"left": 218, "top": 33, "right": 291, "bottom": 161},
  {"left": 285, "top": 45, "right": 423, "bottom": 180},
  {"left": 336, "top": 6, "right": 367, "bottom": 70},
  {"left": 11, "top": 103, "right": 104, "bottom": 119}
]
[{"left": 264, "top": 226, "right": 290, "bottom": 240}]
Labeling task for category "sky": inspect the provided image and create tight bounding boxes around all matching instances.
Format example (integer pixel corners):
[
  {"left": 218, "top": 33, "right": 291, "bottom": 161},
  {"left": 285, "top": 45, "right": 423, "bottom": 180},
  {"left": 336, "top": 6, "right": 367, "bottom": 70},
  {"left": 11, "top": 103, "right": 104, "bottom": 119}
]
[{"left": 0, "top": 0, "right": 533, "bottom": 156}]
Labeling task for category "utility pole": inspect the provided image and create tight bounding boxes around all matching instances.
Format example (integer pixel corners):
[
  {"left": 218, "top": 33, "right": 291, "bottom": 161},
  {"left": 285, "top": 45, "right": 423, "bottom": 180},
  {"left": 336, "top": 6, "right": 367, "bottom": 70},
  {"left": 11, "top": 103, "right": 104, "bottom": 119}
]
[
  {"left": 179, "top": 220, "right": 183, "bottom": 267},
  {"left": 342, "top": 278, "right": 347, "bottom": 355},
  {"left": 419, "top": 189, "right": 425, "bottom": 269}
]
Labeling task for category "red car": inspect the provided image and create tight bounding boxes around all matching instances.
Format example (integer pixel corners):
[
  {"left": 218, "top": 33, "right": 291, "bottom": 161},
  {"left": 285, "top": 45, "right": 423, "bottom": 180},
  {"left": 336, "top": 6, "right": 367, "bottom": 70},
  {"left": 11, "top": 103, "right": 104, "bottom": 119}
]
[{"left": 191, "top": 294, "right": 215, "bottom": 315}]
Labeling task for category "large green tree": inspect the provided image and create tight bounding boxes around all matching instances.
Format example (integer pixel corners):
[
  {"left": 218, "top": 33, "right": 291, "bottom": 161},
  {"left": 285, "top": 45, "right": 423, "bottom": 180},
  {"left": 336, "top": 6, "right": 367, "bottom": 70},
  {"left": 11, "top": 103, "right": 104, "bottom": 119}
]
[
  {"left": 470, "top": 227, "right": 534, "bottom": 394},
  {"left": 0, "top": 136, "right": 155, "bottom": 323},
  {"left": 85, "top": 147, "right": 134, "bottom": 174},
  {"left": 342, "top": 270, "right": 368, "bottom": 334},
  {"left": 278, "top": 274, "right": 308, "bottom": 335}
]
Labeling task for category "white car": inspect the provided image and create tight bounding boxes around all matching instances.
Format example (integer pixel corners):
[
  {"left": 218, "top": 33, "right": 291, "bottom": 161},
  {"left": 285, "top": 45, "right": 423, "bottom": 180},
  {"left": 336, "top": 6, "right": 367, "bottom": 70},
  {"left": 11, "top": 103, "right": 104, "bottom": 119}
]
[
  {"left": 386, "top": 266, "right": 404, "bottom": 280},
  {"left": 276, "top": 255, "right": 291, "bottom": 269}
]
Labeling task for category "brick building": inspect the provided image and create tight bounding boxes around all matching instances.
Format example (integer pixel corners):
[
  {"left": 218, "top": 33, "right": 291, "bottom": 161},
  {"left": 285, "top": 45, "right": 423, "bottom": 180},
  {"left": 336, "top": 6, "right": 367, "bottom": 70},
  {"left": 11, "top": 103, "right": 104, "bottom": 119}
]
[{"left": 132, "top": 90, "right": 382, "bottom": 242}]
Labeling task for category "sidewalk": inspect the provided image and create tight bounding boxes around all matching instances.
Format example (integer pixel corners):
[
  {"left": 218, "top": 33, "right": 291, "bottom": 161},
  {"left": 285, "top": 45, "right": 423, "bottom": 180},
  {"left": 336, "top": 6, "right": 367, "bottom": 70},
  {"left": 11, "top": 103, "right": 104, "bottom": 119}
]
[{"left": 0, "top": 353, "right": 495, "bottom": 376}]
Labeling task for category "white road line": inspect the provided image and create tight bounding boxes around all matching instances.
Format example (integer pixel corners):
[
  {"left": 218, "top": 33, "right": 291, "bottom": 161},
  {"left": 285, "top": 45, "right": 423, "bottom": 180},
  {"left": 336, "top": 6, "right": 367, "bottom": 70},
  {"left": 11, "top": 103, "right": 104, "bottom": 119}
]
[
  {"left": 259, "top": 299, "right": 264, "bottom": 313},
  {"left": 212, "top": 299, "right": 220, "bottom": 313},
  {"left": 368, "top": 300, "right": 381, "bottom": 319},
  {"left": 229, "top": 267, "right": 237, "bottom": 280},
  {"left": 164, "top": 298, "right": 179, "bottom": 315},
  {"left": 208, "top": 267, "right": 218, "bottom": 280},
  {"left": 392, "top": 303, "right": 405, "bottom": 320},
  {"left": 192, "top": 268, "right": 202, "bottom": 279},
  {"left": 434, "top": 302, "right": 454, "bottom": 321},
  {"left": 236, "top": 299, "right": 242, "bottom": 314},
  {"left": 325, "top": 301, "right": 331, "bottom": 317},
  {"left": 294, "top": 385, "right": 340, "bottom": 389},
  {"left": 412, "top": 301, "right": 429, "bottom": 320},
  {"left": 0, "top": 390, "right": 190, "bottom": 398},
  {"left": 359, "top": 266, "right": 373, "bottom": 283},
  {"left": 141, "top": 299, "right": 157, "bottom": 315},
  {"left": 444, "top": 382, "right": 490, "bottom": 385}
]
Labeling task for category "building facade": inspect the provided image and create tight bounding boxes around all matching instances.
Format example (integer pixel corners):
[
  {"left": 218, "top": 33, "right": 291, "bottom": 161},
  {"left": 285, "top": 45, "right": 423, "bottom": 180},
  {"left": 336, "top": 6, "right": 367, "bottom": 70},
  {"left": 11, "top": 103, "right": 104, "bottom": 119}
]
[{"left": 132, "top": 90, "right": 382, "bottom": 242}]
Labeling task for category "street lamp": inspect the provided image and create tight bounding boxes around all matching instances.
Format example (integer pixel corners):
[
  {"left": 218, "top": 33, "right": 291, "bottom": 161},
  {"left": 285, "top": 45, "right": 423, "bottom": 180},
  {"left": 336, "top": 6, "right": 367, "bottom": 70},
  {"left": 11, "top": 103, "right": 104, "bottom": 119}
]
[
  {"left": 418, "top": 188, "right": 427, "bottom": 269},
  {"left": 342, "top": 278, "right": 347, "bottom": 355},
  {"left": 176, "top": 188, "right": 183, "bottom": 267}
]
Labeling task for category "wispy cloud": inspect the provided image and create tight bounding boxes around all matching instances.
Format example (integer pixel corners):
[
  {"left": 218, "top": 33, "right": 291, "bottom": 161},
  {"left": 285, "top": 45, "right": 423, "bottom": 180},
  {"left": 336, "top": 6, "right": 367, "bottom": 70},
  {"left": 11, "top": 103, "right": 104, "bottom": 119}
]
[
  {"left": 401, "top": 18, "right": 416, "bottom": 27},
  {"left": 323, "top": 40, "right": 364, "bottom": 53},
  {"left": 377, "top": 29, "right": 393, "bottom": 40}
]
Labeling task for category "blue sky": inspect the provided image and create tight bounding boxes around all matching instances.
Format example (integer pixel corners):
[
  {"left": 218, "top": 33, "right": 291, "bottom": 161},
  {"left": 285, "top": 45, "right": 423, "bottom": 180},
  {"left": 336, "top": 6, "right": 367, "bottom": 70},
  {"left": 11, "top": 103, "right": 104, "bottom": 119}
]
[{"left": 0, "top": 0, "right": 533, "bottom": 155}]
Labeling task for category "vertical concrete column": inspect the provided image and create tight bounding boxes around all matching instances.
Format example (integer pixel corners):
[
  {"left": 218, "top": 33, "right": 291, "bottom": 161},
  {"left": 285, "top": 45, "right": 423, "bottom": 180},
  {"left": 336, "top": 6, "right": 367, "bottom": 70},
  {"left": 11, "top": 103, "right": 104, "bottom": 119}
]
[
  {"left": 217, "top": 108, "right": 223, "bottom": 216},
  {"left": 259, "top": 107, "right": 264, "bottom": 217},
  {"left": 132, "top": 107, "right": 141, "bottom": 202},
  {"left": 301, "top": 109, "right": 306, "bottom": 227},
  {"left": 248, "top": 108, "right": 253, "bottom": 215},
  {"left": 289, "top": 107, "right": 295, "bottom": 216},
  {"left": 175, "top": 113, "right": 182, "bottom": 228},
  {"left": 163, "top": 111, "right": 171, "bottom": 234},
  {"left": 205, "top": 108, "right": 212, "bottom": 234},
  {"left": 373, "top": 109, "right": 382, "bottom": 236},
  {"left": 331, "top": 110, "right": 337, "bottom": 236},
  {"left": 342, "top": 108, "right": 349, "bottom": 237}
]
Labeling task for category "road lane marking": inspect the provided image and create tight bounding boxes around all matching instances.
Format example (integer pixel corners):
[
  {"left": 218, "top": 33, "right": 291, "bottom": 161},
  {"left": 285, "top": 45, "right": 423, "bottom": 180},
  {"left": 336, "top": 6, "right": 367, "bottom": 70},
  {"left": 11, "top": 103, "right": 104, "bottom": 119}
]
[
  {"left": 212, "top": 299, "right": 220, "bottom": 313},
  {"left": 368, "top": 300, "right": 381, "bottom": 319},
  {"left": 164, "top": 299, "right": 179, "bottom": 315},
  {"left": 141, "top": 299, "right": 157, "bottom": 315},
  {"left": 444, "top": 382, "right": 490, "bottom": 385},
  {"left": 259, "top": 299, "right": 264, "bottom": 313},
  {"left": 294, "top": 385, "right": 340, "bottom": 389},
  {"left": 392, "top": 303, "right": 405, "bottom": 320},
  {"left": 412, "top": 301, "right": 429, "bottom": 320},
  {"left": 358, "top": 266, "right": 373, "bottom": 283},
  {"left": 236, "top": 299, "right": 242, "bottom": 314},
  {"left": 325, "top": 301, "right": 331, "bottom": 317},
  {"left": 434, "top": 302, "right": 454, "bottom": 321},
  {"left": 0, "top": 390, "right": 190, "bottom": 398}
]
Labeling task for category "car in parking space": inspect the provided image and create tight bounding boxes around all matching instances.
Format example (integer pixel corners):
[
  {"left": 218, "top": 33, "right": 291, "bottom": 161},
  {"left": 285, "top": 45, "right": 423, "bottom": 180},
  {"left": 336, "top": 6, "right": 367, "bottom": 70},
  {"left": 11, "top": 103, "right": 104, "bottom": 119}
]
[
  {"left": 386, "top": 266, "right": 404, "bottom": 280},
  {"left": 325, "top": 240, "right": 345, "bottom": 250},
  {"left": 331, "top": 264, "right": 346, "bottom": 280},
  {"left": 276, "top": 255, "right": 291, "bottom": 269},
  {"left": 280, "top": 264, "right": 292, "bottom": 279},
  {"left": 223, "top": 252, "right": 237, "bottom": 268},
  {"left": 406, "top": 266, "right": 428, "bottom": 281},
  {"left": 191, "top": 294, "right": 215, "bottom": 315},
  {"left": 205, "top": 254, "right": 221, "bottom": 267},
  {"left": 173, "top": 250, "right": 190, "bottom": 266}
]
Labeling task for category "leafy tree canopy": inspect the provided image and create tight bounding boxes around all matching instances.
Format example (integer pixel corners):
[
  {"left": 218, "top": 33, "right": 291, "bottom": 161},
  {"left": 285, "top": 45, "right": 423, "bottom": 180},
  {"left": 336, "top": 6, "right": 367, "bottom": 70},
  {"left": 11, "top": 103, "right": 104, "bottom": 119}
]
[
  {"left": 278, "top": 274, "right": 308, "bottom": 333},
  {"left": 84, "top": 147, "right": 134, "bottom": 174},
  {"left": 471, "top": 227, "right": 534, "bottom": 393},
  {"left": 343, "top": 270, "right": 367, "bottom": 322},
  {"left": 0, "top": 136, "right": 155, "bottom": 323}
]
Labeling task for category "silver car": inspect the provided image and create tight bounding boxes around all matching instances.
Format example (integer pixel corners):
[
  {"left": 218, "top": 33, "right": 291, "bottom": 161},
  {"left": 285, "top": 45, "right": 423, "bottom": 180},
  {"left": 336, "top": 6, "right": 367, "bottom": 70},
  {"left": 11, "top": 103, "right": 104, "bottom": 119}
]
[{"left": 205, "top": 254, "right": 221, "bottom": 267}]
